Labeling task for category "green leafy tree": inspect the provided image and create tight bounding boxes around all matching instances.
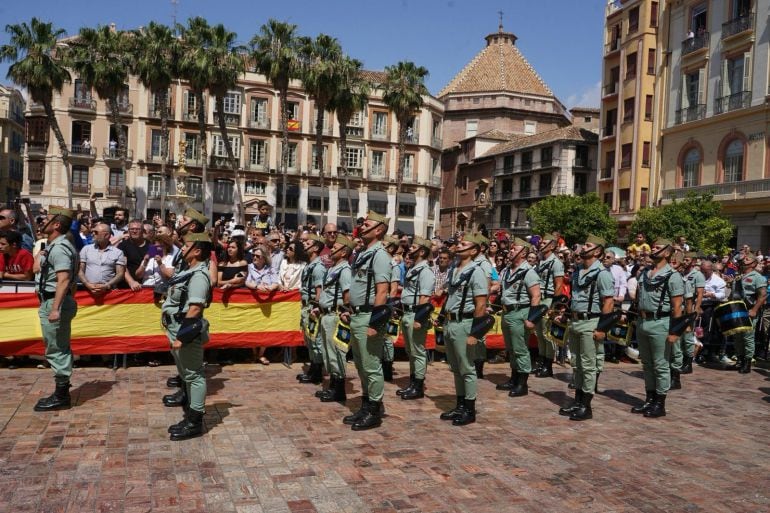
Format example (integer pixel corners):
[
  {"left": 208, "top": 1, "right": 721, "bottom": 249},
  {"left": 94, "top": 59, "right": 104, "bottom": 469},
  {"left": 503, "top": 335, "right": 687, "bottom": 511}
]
[
  {"left": 527, "top": 193, "right": 617, "bottom": 247},
  {"left": 629, "top": 193, "right": 732, "bottom": 255},
  {"left": 1, "top": 19, "right": 72, "bottom": 206}
]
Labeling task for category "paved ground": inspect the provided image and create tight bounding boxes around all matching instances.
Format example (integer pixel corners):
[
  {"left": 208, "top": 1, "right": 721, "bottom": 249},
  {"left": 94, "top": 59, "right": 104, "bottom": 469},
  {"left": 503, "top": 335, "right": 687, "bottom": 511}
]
[{"left": 1, "top": 359, "right": 769, "bottom": 513}]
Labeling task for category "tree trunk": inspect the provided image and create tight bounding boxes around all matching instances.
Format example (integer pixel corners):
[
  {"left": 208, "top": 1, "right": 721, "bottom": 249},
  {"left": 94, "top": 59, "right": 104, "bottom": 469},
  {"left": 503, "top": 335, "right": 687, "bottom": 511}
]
[
  {"left": 215, "top": 95, "right": 244, "bottom": 225},
  {"left": 109, "top": 97, "right": 128, "bottom": 212},
  {"left": 159, "top": 88, "right": 168, "bottom": 222},
  {"left": 279, "top": 87, "right": 289, "bottom": 226},
  {"left": 394, "top": 120, "right": 407, "bottom": 233},
  {"left": 314, "top": 103, "right": 325, "bottom": 227},
  {"left": 197, "top": 90, "right": 209, "bottom": 222},
  {"left": 43, "top": 100, "right": 72, "bottom": 208},
  {"left": 338, "top": 120, "right": 354, "bottom": 228}
]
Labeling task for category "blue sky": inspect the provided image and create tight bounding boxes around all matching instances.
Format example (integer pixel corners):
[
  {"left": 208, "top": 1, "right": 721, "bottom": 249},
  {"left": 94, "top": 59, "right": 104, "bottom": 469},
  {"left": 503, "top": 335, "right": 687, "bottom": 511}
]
[{"left": 0, "top": 0, "right": 605, "bottom": 107}]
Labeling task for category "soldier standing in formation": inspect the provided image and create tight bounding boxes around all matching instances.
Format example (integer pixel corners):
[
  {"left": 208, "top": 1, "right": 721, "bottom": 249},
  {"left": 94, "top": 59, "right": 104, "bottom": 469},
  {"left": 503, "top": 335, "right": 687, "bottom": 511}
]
[
  {"left": 297, "top": 234, "right": 326, "bottom": 385},
  {"left": 681, "top": 252, "right": 705, "bottom": 374},
  {"left": 730, "top": 252, "right": 767, "bottom": 374},
  {"left": 471, "top": 236, "right": 499, "bottom": 379},
  {"left": 381, "top": 235, "right": 401, "bottom": 382},
  {"left": 534, "top": 232, "right": 564, "bottom": 378}
]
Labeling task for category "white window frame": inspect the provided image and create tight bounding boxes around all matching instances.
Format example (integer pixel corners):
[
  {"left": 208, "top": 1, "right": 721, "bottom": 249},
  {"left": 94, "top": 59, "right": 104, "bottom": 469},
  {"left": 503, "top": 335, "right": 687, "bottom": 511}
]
[
  {"left": 187, "top": 176, "right": 202, "bottom": 201},
  {"left": 371, "top": 150, "right": 386, "bottom": 176},
  {"left": 223, "top": 91, "right": 241, "bottom": 114},
  {"left": 214, "top": 135, "right": 241, "bottom": 158},
  {"left": 244, "top": 180, "right": 266, "bottom": 196},
  {"left": 344, "top": 147, "right": 364, "bottom": 170},
  {"left": 312, "top": 145, "right": 328, "bottom": 170},
  {"left": 286, "top": 101, "right": 300, "bottom": 120},
  {"left": 249, "top": 139, "right": 267, "bottom": 167},
  {"left": 350, "top": 110, "right": 365, "bottom": 127},
  {"left": 214, "top": 179, "right": 234, "bottom": 203},
  {"left": 373, "top": 112, "right": 388, "bottom": 136},
  {"left": 403, "top": 154, "right": 414, "bottom": 178},
  {"left": 465, "top": 119, "right": 478, "bottom": 138},
  {"left": 251, "top": 97, "right": 268, "bottom": 123},
  {"left": 683, "top": 148, "right": 700, "bottom": 187},
  {"left": 724, "top": 140, "right": 743, "bottom": 183}
]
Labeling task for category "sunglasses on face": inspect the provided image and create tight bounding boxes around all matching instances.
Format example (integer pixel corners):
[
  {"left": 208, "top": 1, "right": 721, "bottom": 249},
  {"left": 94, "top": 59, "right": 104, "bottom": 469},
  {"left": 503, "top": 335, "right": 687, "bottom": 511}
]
[{"left": 325, "top": 231, "right": 338, "bottom": 235}]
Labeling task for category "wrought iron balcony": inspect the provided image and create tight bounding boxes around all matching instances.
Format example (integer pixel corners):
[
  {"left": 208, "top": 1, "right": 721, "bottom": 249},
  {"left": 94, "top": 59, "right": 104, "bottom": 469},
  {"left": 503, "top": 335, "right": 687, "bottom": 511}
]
[
  {"left": 371, "top": 130, "right": 389, "bottom": 141},
  {"left": 430, "top": 175, "right": 442, "bottom": 187},
  {"left": 345, "top": 126, "right": 364, "bottom": 139},
  {"left": 600, "top": 166, "right": 614, "bottom": 180},
  {"left": 69, "top": 97, "right": 96, "bottom": 112},
  {"left": 663, "top": 178, "right": 770, "bottom": 201},
  {"left": 214, "top": 112, "right": 241, "bottom": 127},
  {"left": 26, "top": 142, "right": 48, "bottom": 155},
  {"left": 248, "top": 117, "right": 271, "bottom": 129},
  {"left": 107, "top": 186, "right": 124, "bottom": 197},
  {"left": 338, "top": 166, "right": 363, "bottom": 178},
  {"left": 603, "top": 82, "right": 618, "bottom": 96},
  {"left": 244, "top": 160, "right": 267, "bottom": 171},
  {"left": 368, "top": 167, "right": 387, "bottom": 181},
  {"left": 103, "top": 147, "right": 134, "bottom": 161},
  {"left": 405, "top": 132, "right": 419, "bottom": 144},
  {"left": 210, "top": 155, "right": 236, "bottom": 168},
  {"left": 573, "top": 158, "right": 592, "bottom": 169},
  {"left": 604, "top": 39, "right": 620, "bottom": 55},
  {"left": 682, "top": 32, "right": 709, "bottom": 56},
  {"left": 29, "top": 182, "right": 43, "bottom": 194},
  {"left": 431, "top": 136, "right": 443, "bottom": 149},
  {"left": 182, "top": 111, "right": 203, "bottom": 122},
  {"left": 602, "top": 126, "right": 616, "bottom": 139},
  {"left": 145, "top": 154, "right": 174, "bottom": 165},
  {"left": 116, "top": 101, "right": 133, "bottom": 115},
  {"left": 70, "top": 144, "right": 96, "bottom": 157},
  {"left": 714, "top": 91, "right": 751, "bottom": 115},
  {"left": 722, "top": 14, "right": 753, "bottom": 39},
  {"left": 72, "top": 184, "right": 91, "bottom": 195},
  {"left": 674, "top": 104, "right": 706, "bottom": 124}
]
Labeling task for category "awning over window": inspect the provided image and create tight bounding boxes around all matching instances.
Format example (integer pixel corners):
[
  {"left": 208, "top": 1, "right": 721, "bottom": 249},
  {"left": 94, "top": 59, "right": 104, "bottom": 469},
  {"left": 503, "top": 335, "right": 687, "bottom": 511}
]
[
  {"left": 398, "top": 192, "right": 416, "bottom": 204},
  {"left": 396, "top": 219, "right": 415, "bottom": 234},
  {"left": 367, "top": 190, "right": 387, "bottom": 202},
  {"left": 308, "top": 186, "right": 328, "bottom": 198}
]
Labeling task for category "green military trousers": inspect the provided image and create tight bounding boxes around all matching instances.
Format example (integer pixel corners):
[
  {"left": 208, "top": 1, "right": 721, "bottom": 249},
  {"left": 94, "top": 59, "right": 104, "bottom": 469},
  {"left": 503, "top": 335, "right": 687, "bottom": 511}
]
[
  {"left": 166, "top": 320, "right": 209, "bottom": 413},
  {"left": 401, "top": 311, "right": 429, "bottom": 379},
  {"left": 39, "top": 296, "right": 77, "bottom": 385},
  {"left": 670, "top": 333, "right": 684, "bottom": 371},
  {"left": 301, "top": 306, "right": 324, "bottom": 365},
  {"left": 636, "top": 318, "right": 671, "bottom": 395},
  {"left": 570, "top": 318, "right": 601, "bottom": 395},
  {"left": 349, "top": 312, "right": 386, "bottom": 402},
  {"left": 444, "top": 318, "right": 477, "bottom": 400},
  {"left": 382, "top": 335, "right": 395, "bottom": 362},
  {"left": 733, "top": 317, "right": 757, "bottom": 360},
  {"left": 501, "top": 307, "right": 531, "bottom": 373},
  {"left": 535, "top": 298, "right": 555, "bottom": 360},
  {"left": 320, "top": 313, "right": 347, "bottom": 379},
  {"left": 682, "top": 330, "right": 696, "bottom": 358}
]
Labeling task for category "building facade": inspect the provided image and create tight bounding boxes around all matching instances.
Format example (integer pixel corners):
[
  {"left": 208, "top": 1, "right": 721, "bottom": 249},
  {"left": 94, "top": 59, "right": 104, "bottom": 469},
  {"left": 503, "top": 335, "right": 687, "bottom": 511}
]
[
  {"left": 599, "top": 0, "right": 660, "bottom": 234},
  {"left": 658, "top": 0, "right": 768, "bottom": 249},
  {"left": 24, "top": 69, "right": 444, "bottom": 236},
  {"left": 0, "top": 85, "right": 25, "bottom": 205}
]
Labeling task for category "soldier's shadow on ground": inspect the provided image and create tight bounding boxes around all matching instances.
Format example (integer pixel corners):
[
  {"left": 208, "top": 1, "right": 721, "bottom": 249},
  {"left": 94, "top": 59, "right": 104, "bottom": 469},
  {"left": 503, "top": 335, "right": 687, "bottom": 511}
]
[
  {"left": 204, "top": 401, "right": 233, "bottom": 432},
  {"left": 425, "top": 392, "right": 457, "bottom": 412},
  {"left": 757, "top": 387, "right": 770, "bottom": 403},
  {"left": 485, "top": 371, "right": 512, "bottom": 388},
  {"left": 601, "top": 388, "right": 643, "bottom": 407},
  {"left": 537, "top": 390, "right": 569, "bottom": 407},
  {"left": 72, "top": 380, "right": 117, "bottom": 406},
  {"left": 205, "top": 365, "right": 227, "bottom": 395}
]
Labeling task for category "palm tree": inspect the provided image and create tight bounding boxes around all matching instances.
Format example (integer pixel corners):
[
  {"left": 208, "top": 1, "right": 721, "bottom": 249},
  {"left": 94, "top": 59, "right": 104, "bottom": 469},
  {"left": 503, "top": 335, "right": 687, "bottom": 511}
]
[
  {"left": 68, "top": 25, "right": 132, "bottom": 208},
  {"left": 251, "top": 19, "right": 300, "bottom": 225},
  {"left": 299, "top": 34, "right": 342, "bottom": 227},
  {"left": 177, "top": 17, "right": 213, "bottom": 221},
  {"left": 331, "top": 57, "right": 369, "bottom": 227},
  {"left": 382, "top": 61, "right": 429, "bottom": 227},
  {"left": 132, "top": 22, "right": 178, "bottom": 221},
  {"left": 1, "top": 19, "right": 72, "bottom": 206},
  {"left": 206, "top": 23, "right": 247, "bottom": 224}
]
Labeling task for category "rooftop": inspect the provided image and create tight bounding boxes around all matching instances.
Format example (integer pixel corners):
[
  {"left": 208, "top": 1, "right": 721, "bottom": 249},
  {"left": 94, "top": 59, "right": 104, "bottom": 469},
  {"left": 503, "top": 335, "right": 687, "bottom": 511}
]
[{"left": 483, "top": 126, "right": 598, "bottom": 157}]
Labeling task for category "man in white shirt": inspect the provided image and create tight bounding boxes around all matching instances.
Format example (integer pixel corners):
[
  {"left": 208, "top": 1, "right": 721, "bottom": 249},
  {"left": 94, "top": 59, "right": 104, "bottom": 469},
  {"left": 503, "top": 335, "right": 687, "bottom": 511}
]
[{"left": 699, "top": 260, "right": 726, "bottom": 362}]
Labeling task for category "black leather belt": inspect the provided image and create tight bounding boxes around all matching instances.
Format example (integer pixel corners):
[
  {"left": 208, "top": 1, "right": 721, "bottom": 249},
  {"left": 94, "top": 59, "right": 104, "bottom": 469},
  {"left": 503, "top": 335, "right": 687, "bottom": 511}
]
[
  {"left": 320, "top": 307, "right": 337, "bottom": 315},
  {"left": 502, "top": 304, "right": 528, "bottom": 313},
  {"left": 639, "top": 311, "right": 670, "bottom": 320},
  {"left": 447, "top": 312, "right": 475, "bottom": 322},
  {"left": 352, "top": 305, "right": 373, "bottom": 313},
  {"left": 402, "top": 304, "right": 417, "bottom": 312},
  {"left": 38, "top": 291, "right": 57, "bottom": 301},
  {"left": 571, "top": 312, "right": 600, "bottom": 320}
]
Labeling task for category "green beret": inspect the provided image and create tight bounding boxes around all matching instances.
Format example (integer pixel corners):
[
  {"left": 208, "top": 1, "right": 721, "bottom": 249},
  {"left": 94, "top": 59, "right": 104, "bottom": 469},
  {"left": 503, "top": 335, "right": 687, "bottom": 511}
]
[
  {"left": 184, "top": 232, "right": 211, "bottom": 243},
  {"left": 684, "top": 251, "right": 699, "bottom": 259},
  {"left": 741, "top": 252, "right": 758, "bottom": 264},
  {"left": 542, "top": 232, "right": 560, "bottom": 243},
  {"left": 463, "top": 233, "right": 487, "bottom": 247},
  {"left": 49, "top": 205, "right": 75, "bottom": 219},
  {"left": 413, "top": 236, "right": 432, "bottom": 251},
  {"left": 336, "top": 234, "right": 357, "bottom": 250},
  {"left": 306, "top": 234, "right": 325, "bottom": 244},
  {"left": 653, "top": 238, "right": 673, "bottom": 248},
  {"left": 185, "top": 207, "right": 209, "bottom": 226},
  {"left": 383, "top": 235, "right": 400, "bottom": 247},
  {"left": 585, "top": 234, "right": 607, "bottom": 247},
  {"left": 366, "top": 210, "right": 390, "bottom": 227},
  {"left": 512, "top": 237, "right": 532, "bottom": 250}
]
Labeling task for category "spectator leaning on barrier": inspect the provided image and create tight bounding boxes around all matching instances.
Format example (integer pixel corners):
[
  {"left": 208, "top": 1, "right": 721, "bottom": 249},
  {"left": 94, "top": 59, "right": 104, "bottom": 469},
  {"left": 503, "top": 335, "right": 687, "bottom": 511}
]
[
  {"left": 118, "top": 220, "right": 149, "bottom": 291},
  {"left": 279, "top": 239, "right": 307, "bottom": 291},
  {"left": 217, "top": 240, "right": 248, "bottom": 290},
  {"left": 137, "top": 234, "right": 175, "bottom": 288},
  {"left": 266, "top": 230, "right": 285, "bottom": 273},
  {"left": 0, "top": 230, "right": 34, "bottom": 281},
  {"left": 78, "top": 222, "right": 126, "bottom": 294}
]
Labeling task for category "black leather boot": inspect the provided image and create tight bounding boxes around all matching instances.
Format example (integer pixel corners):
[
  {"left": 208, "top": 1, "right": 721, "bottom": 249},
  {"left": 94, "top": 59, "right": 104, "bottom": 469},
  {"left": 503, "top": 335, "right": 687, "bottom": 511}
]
[
  {"left": 559, "top": 389, "right": 583, "bottom": 416},
  {"left": 670, "top": 368, "right": 682, "bottom": 390},
  {"left": 296, "top": 364, "right": 310, "bottom": 381},
  {"left": 170, "top": 409, "right": 204, "bottom": 440},
  {"left": 496, "top": 371, "right": 517, "bottom": 391},
  {"left": 34, "top": 382, "right": 72, "bottom": 411},
  {"left": 681, "top": 355, "right": 693, "bottom": 374},
  {"left": 401, "top": 378, "right": 424, "bottom": 400},
  {"left": 299, "top": 362, "right": 323, "bottom": 384},
  {"left": 452, "top": 398, "right": 476, "bottom": 426},
  {"left": 531, "top": 357, "right": 543, "bottom": 375},
  {"left": 738, "top": 358, "right": 752, "bottom": 374},
  {"left": 320, "top": 377, "right": 347, "bottom": 403},
  {"left": 440, "top": 396, "right": 465, "bottom": 420},
  {"left": 396, "top": 374, "right": 415, "bottom": 396},
  {"left": 166, "top": 375, "right": 182, "bottom": 388},
  {"left": 382, "top": 361, "right": 394, "bottom": 382},
  {"left": 168, "top": 412, "right": 189, "bottom": 434},
  {"left": 569, "top": 392, "right": 593, "bottom": 421},
  {"left": 351, "top": 400, "right": 383, "bottom": 431},
  {"left": 317, "top": 377, "right": 335, "bottom": 400},
  {"left": 163, "top": 387, "right": 186, "bottom": 407},
  {"left": 536, "top": 358, "right": 554, "bottom": 378},
  {"left": 509, "top": 372, "right": 529, "bottom": 397},
  {"left": 631, "top": 390, "right": 656, "bottom": 414},
  {"left": 343, "top": 396, "right": 368, "bottom": 425},
  {"left": 474, "top": 359, "right": 485, "bottom": 379},
  {"left": 644, "top": 393, "right": 666, "bottom": 418}
]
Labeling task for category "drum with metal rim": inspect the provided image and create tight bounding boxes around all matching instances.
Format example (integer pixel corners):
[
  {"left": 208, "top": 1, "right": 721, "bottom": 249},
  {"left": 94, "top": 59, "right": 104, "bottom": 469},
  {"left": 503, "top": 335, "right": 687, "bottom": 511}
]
[
  {"left": 715, "top": 300, "right": 752, "bottom": 337},
  {"left": 545, "top": 318, "right": 569, "bottom": 347}
]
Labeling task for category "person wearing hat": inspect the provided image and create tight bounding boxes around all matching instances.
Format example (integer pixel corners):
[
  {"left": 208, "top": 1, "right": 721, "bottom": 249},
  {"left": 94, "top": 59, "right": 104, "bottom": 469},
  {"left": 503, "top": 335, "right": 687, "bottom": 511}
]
[
  {"left": 315, "top": 234, "right": 356, "bottom": 403},
  {"left": 534, "top": 232, "right": 565, "bottom": 378},
  {"left": 438, "top": 233, "right": 490, "bottom": 426},
  {"left": 32, "top": 206, "right": 79, "bottom": 411},
  {"left": 380, "top": 234, "right": 402, "bottom": 382},
  {"left": 297, "top": 233, "right": 327, "bottom": 384},
  {"left": 471, "top": 233, "right": 499, "bottom": 379},
  {"left": 396, "top": 236, "right": 437, "bottom": 400},
  {"left": 667, "top": 249, "right": 688, "bottom": 390},
  {"left": 729, "top": 251, "right": 767, "bottom": 373},
  {"left": 496, "top": 237, "right": 542, "bottom": 397},
  {"left": 557, "top": 234, "right": 615, "bottom": 421},
  {"left": 162, "top": 232, "right": 213, "bottom": 440},
  {"left": 339, "top": 211, "right": 393, "bottom": 430},
  {"left": 630, "top": 238, "right": 685, "bottom": 418}
]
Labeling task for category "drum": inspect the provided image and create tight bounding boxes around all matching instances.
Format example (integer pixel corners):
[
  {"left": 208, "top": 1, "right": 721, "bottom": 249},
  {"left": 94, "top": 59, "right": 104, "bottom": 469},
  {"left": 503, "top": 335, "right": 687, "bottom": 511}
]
[
  {"left": 304, "top": 315, "right": 320, "bottom": 339},
  {"left": 433, "top": 313, "right": 446, "bottom": 353},
  {"left": 715, "top": 300, "right": 752, "bottom": 336},
  {"left": 386, "top": 318, "right": 400, "bottom": 337},
  {"left": 334, "top": 319, "right": 351, "bottom": 352},
  {"left": 545, "top": 318, "right": 568, "bottom": 347},
  {"left": 607, "top": 321, "right": 635, "bottom": 346}
]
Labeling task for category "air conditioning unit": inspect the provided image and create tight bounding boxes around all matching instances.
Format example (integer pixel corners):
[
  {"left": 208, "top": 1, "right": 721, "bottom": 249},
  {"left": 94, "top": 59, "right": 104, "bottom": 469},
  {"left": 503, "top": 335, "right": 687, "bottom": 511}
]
[{"left": 269, "top": 168, "right": 277, "bottom": 174}]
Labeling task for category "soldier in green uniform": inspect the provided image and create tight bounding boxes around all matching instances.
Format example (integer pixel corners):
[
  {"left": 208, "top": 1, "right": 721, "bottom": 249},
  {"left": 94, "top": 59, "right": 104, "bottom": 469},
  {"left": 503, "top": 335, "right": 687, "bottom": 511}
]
[
  {"left": 162, "top": 232, "right": 213, "bottom": 440},
  {"left": 396, "top": 236, "right": 436, "bottom": 400},
  {"left": 472, "top": 237, "right": 499, "bottom": 379},
  {"left": 339, "top": 211, "right": 392, "bottom": 430},
  {"left": 439, "top": 233, "right": 489, "bottom": 426},
  {"left": 534, "top": 232, "right": 564, "bottom": 378},
  {"left": 381, "top": 235, "right": 401, "bottom": 382},
  {"left": 681, "top": 252, "right": 704, "bottom": 374},
  {"left": 668, "top": 249, "right": 687, "bottom": 390},
  {"left": 33, "top": 206, "right": 79, "bottom": 412},
  {"left": 631, "top": 238, "right": 685, "bottom": 418},
  {"left": 557, "top": 234, "right": 615, "bottom": 421},
  {"left": 297, "top": 234, "right": 326, "bottom": 385},
  {"left": 496, "top": 238, "right": 541, "bottom": 397},
  {"left": 729, "top": 252, "right": 767, "bottom": 373},
  {"left": 315, "top": 234, "right": 355, "bottom": 403}
]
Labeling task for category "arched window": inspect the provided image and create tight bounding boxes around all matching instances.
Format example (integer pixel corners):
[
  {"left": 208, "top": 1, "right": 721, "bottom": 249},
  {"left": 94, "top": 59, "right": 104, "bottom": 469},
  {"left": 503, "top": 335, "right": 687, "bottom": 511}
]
[
  {"left": 682, "top": 148, "right": 700, "bottom": 187},
  {"left": 723, "top": 139, "right": 744, "bottom": 182}
]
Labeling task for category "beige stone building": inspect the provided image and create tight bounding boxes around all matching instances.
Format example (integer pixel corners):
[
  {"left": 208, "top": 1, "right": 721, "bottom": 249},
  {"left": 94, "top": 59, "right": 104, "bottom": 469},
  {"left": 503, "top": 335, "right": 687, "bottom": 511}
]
[
  {"left": 0, "top": 85, "right": 25, "bottom": 205},
  {"left": 24, "top": 69, "right": 443, "bottom": 235}
]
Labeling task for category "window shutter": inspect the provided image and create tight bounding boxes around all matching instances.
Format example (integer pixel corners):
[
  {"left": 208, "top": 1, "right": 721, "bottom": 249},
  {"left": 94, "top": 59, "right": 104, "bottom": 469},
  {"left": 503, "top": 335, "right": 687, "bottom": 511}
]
[
  {"left": 721, "top": 59, "right": 729, "bottom": 96},
  {"left": 697, "top": 67, "right": 706, "bottom": 105},
  {"left": 742, "top": 51, "right": 752, "bottom": 93},
  {"left": 680, "top": 73, "right": 689, "bottom": 110}
]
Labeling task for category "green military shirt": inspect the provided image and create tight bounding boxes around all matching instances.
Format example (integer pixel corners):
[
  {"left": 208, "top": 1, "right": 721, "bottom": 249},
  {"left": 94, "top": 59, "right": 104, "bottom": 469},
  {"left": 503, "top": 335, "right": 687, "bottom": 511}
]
[
  {"left": 500, "top": 262, "right": 539, "bottom": 306},
  {"left": 390, "top": 259, "right": 401, "bottom": 284},
  {"left": 35, "top": 234, "right": 78, "bottom": 294},
  {"left": 537, "top": 253, "right": 565, "bottom": 298},
  {"left": 161, "top": 262, "right": 211, "bottom": 317},
  {"left": 319, "top": 261, "right": 352, "bottom": 310},
  {"left": 474, "top": 254, "right": 496, "bottom": 281},
  {"left": 401, "top": 260, "right": 436, "bottom": 306},
  {"left": 349, "top": 241, "right": 391, "bottom": 307},
  {"left": 736, "top": 269, "right": 767, "bottom": 306},
  {"left": 445, "top": 261, "right": 488, "bottom": 314},
  {"left": 637, "top": 264, "right": 685, "bottom": 313},
  {"left": 685, "top": 268, "right": 705, "bottom": 300},
  {"left": 681, "top": 270, "right": 693, "bottom": 300},
  {"left": 301, "top": 257, "right": 325, "bottom": 303},
  {"left": 571, "top": 259, "right": 615, "bottom": 314}
]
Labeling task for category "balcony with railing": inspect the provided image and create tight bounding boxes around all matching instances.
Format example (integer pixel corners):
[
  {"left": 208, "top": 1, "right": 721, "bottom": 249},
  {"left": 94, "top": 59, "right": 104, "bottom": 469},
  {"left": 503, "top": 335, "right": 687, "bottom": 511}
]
[
  {"left": 430, "top": 174, "right": 442, "bottom": 187},
  {"left": 338, "top": 166, "right": 363, "bottom": 179},
  {"left": 182, "top": 110, "right": 203, "bottom": 122},
  {"left": 214, "top": 112, "right": 241, "bottom": 127},
  {"left": 600, "top": 166, "right": 614, "bottom": 181},
  {"left": 147, "top": 99, "right": 174, "bottom": 119},
  {"left": 345, "top": 126, "right": 364, "bottom": 139},
  {"left": 603, "top": 82, "right": 618, "bottom": 97},
  {"left": 28, "top": 102, "right": 45, "bottom": 113},
  {"left": 26, "top": 142, "right": 48, "bottom": 156},
  {"left": 602, "top": 125, "right": 616, "bottom": 139},
  {"left": 431, "top": 136, "right": 443, "bottom": 149},
  {"left": 682, "top": 32, "right": 709, "bottom": 56},
  {"left": 493, "top": 187, "right": 567, "bottom": 202},
  {"left": 69, "top": 144, "right": 96, "bottom": 159},
  {"left": 210, "top": 155, "right": 237, "bottom": 168},
  {"left": 69, "top": 97, "right": 96, "bottom": 112},
  {"left": 29, "top": 182, "right": 44, "bottom": 194},
  {"left": 371, "top": 130, "right": 389, "bottom": 141},
  {"left": 107, "top": 185, "right": 124, "bottom": 198},
  {"left": 103, "top": 147, "right": 134, "bottom": 162},
  {"left": 722, "top": 14, "right": 754, "bottom": 39},
  {"left": 493, "top": 158, "right": 561, "bottom": 176},
  {"left": 244, "top": 160, "right": 267, "bottom": 172},
  {"left": 248, "top": 117, "right": 271, "bottom": 129},
  {"left": 405, "top": 131, "right": 419, "bottom": 144},
  {"left": 674, "top": 104, "right": 706, "bottom": 124},
  {"left": 663, "top": 178, "right": 770, "bottom": 201},
  {"left": 604, "top": 39, "right": 620, "bottom": 55},
  {"left": 573, "top": 158, "right": 592, "bottom": 169},
  {"left": 72, "top": 183, "right": 91, "bottom": 195},
  {"left": 116, "top": 101, "right": 133, "bottom": 115},
  {"left": 714, "top": 91, "right": 751, "bottom": 115},
  {"left": 368, "top": 167, "right": 388, "bottom": 181},
  {"left": 145, "top": 153, "right": 174, "bottom": 165}
]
